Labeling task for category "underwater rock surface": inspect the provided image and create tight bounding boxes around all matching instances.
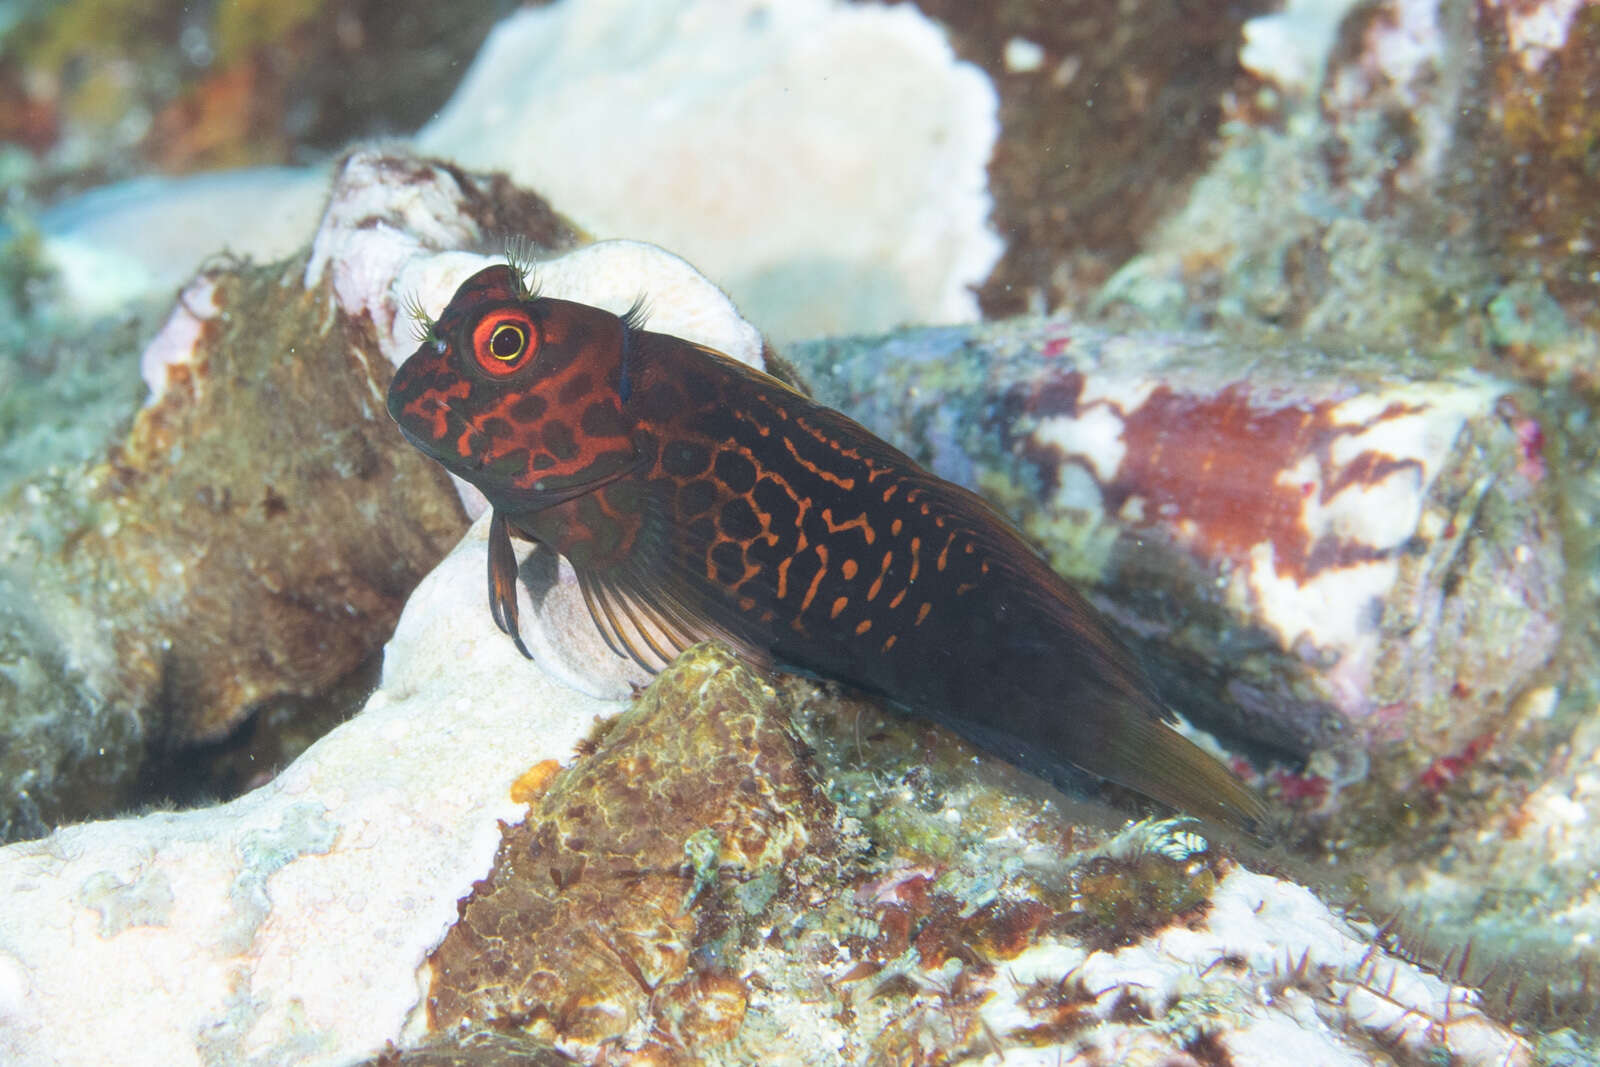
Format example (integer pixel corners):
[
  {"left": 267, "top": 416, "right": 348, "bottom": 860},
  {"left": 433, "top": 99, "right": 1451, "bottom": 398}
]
[
  {"left": 414, "top": 653, "right": 1532, "bottom": 1067},
  {"left": 0, "top": 148, "right": 776, "bottom": 844},
  {"left": 0, "top": 513, "right": 628, "bottom": 1067},
  {"left": 899, "top": 0, "right": 1273, "bottom": 319},
  {"left": 1096, "top": 0, "right": 1600, "bottom": 388},
  {"left": 0, "top": 529, "right": 1532, "bottom": 1067},
  {"left": 13, "top": 0, "right": 1599, "bottom": 381},
  {"left": 0, "top": 263, "right": 466, "bottom": 840},
  {"left": 789, "top": 320, "right": 1563, "bottom": 785},
  {"left": 19, "top": 0, "right": 1002, "bottom": 345},
  {"left": 0, "top": 154, "right": 564, "bottom": 842},
  {"left": 426, "top": 644, "right": 835, "bottom": 1051},
  {"left": 414, "top": 0, "right": 1001, "bottom": 343}
]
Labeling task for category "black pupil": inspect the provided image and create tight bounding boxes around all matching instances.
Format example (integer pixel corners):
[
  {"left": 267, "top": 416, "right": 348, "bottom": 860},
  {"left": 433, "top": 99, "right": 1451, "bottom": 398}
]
[{"left": 491, "top": 324, "right": 524, "bottom": 358}]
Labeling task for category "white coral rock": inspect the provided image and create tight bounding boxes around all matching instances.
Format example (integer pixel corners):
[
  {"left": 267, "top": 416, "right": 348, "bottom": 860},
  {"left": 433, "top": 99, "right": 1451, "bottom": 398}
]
[
  {"left": 397, "top": 0, "right": 1002, "bottom": 341},
  {"left": 0, "top": 515, "right": 627, "bottom": 1067}
]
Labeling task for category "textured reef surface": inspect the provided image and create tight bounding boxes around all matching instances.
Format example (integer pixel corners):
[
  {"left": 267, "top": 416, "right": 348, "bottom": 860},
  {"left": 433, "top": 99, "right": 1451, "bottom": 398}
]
[
  {"left": 793, "top": 322, "right": 1562, "bottom": 776},
  {"left": 0, "top": 148, "right": 772, "bottom": 844},
  {"left": 2, "top": 0, "right": 1600, "bottom": 1063},
  {"left": 0, "top": 567, "right": 1535, "bottom": 1064},
  {"left": 406, "top": 647, "right": 1533, "bottom": 1066},
  {"left": 0, "top": 155, "right": 553, "bottom": 840},
  {"left": 0, "top": 511, "right": 628, "bottom": 1066}
]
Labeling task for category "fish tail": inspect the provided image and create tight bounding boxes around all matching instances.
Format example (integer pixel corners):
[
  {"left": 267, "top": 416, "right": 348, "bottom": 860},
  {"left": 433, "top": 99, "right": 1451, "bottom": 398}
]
[{"left": 1093, "top": 705, "right": 1272, "bottom": 843}]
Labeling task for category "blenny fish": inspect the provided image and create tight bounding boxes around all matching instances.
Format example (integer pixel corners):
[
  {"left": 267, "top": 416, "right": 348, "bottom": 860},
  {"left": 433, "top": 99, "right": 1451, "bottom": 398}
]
[{"left": 387, "top": 263, "right": 1268, "bottom": 837}]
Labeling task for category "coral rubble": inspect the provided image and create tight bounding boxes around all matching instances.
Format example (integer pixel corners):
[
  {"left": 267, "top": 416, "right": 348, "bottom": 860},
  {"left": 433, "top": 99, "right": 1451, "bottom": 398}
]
[
  {"left": 0, "top": 250, "right": 468, "bottom": 839},
  {"left": 427, "top": 645, "right": 835, "bottom": 1052},
  {"left": 1096, "top": 0, "right": 1600, "bottom": 390},
  {"left": 414, "top": 0, "right": 1002, "bottom": 343},
  {"left": 900, "top": 0, "right": 1273, "bottom": 319},
  {"left": 0, "top": 557, "right": 1533, "bottom": 1065},
  {"left": 0, "top": 514, "right": 628, "bottom": 1066},
  {"left": 789, "top": 317, "right": 1564, "bottom": 784}
]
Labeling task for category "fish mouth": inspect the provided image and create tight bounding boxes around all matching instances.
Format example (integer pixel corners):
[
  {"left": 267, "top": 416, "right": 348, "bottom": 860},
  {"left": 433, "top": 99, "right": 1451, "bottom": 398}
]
[
  {"left": 390, "top": 401, "right": 486, "bottom": 473},
  {"left": 393, "top": 418, "right": 431, "bottom": 453},
  {"left": 390, "top": 408, "right": 441, "bottom": 455}
]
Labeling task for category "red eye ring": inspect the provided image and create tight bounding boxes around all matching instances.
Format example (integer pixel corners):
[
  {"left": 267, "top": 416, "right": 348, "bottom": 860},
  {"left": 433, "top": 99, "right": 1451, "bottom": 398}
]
[{"left": 471, "top": 309, "right": 537, "bottom": 376}]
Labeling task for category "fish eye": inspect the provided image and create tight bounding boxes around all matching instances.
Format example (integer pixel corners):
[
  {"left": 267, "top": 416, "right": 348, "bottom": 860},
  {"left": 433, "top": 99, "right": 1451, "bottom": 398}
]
[
  {"left": 489, "top": 323, "right": 526, "bottom": 360},
  {"left": 471, "top": 309, "right": 538, "bottom": 376}
]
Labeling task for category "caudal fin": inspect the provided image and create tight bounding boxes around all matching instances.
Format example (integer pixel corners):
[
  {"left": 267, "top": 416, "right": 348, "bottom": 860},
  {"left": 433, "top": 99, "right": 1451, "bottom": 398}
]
[{"left": 1093, "top": 709, "right": 1273, "bottom": 843}]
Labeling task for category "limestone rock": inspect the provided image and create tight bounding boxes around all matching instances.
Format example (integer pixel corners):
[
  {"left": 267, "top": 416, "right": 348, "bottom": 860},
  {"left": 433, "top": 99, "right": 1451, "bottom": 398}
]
[
  {"left": 788, "top": 318, "right": 1565, "bottom": 800},
  {"left": 1099, "top": 0, "right": 1600, "bottom": 386},
  {"left": 0, "top": 503, "right": 1534, "bottom": 1067},
  {"left": 0, "top": 512, "right": 627, "bottom": 1067},
  {"left": 0, "top": 148, "right": 772, "bottom": 843},
  {"left": 427, "top": 644, "right": 837, "bottom": 1052},
  {"left": 414, "top": 0, "right": 1001, "bottom": 343}
]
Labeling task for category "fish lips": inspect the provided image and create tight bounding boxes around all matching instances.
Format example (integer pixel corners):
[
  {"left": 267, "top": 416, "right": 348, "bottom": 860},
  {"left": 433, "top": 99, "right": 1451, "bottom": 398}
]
[{"left": 386, "top": 389, "right": 485, "bottom": 475}]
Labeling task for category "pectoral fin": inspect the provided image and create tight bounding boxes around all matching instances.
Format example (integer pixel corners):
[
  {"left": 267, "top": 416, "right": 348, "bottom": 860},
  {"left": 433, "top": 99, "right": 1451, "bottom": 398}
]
[
  {"left": 488, "top": 509, "right": 534, "bottom": 660},
  {"left": 570, "top": 561, "right": 772, "bottom": 677}
]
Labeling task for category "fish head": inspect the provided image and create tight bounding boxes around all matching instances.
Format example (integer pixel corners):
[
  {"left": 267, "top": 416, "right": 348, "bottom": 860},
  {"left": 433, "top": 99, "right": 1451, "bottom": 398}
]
[{"left": 386, "top": 265, "right": 641, "bottom": 510}]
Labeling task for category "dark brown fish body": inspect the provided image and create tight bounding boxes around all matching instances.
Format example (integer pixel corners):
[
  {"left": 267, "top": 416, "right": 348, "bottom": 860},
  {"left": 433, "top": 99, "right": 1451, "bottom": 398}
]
[{"left": 388, "top": 265, "right": 1268, "bottom": 837}]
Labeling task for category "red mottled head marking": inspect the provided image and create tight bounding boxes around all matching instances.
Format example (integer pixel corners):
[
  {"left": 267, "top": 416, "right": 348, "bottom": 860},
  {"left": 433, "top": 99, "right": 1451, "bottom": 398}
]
[{"left": 386, "top": 265, "right": 641, "bottom": 510}]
